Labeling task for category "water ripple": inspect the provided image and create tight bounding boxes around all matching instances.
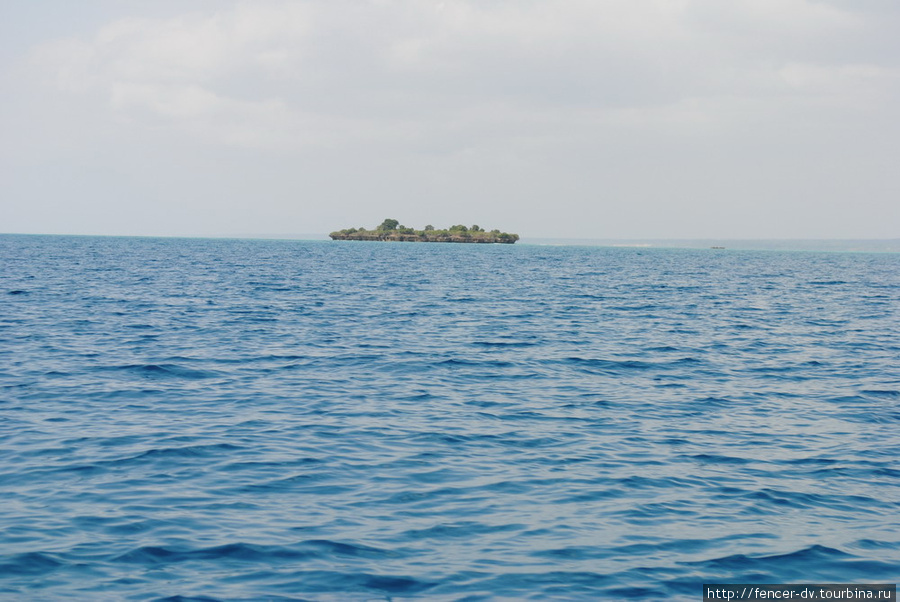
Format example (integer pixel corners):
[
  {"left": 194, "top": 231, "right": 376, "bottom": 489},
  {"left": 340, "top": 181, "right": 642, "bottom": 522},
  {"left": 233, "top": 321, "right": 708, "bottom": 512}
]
[{"left": 0, "top": 235, "right": 898, "bottom": 600}]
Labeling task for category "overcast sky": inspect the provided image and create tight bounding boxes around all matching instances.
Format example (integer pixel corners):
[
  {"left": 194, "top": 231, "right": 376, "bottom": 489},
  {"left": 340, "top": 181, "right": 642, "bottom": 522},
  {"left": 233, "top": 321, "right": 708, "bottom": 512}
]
[{"left": 2, "top": 0, "right": 899, "bottom": 239}]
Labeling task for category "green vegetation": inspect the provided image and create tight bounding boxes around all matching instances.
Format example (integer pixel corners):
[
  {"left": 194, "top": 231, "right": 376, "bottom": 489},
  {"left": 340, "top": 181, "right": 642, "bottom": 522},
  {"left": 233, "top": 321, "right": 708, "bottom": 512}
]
[{"left": 330, "top": 219, "right": 519, "bottom": 244}]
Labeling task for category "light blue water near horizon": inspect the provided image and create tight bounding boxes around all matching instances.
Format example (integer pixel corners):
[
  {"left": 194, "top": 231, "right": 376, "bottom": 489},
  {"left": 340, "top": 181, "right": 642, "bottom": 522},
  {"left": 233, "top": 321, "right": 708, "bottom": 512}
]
[{"left": 1, "top": 234, "right": 898, "bottom": 601}]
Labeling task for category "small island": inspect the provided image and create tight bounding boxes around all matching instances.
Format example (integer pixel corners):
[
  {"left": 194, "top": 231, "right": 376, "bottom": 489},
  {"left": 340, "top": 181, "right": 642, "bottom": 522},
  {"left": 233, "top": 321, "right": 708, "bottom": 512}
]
[{"left": 330, "top": 219, "right": 520, "bottom": 244}]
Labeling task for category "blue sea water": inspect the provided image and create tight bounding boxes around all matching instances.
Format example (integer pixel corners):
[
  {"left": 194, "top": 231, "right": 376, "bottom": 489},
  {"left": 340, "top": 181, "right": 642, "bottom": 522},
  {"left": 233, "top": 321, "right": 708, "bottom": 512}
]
[{"left": 0, "top": 234, "right": 898, "bottom": 601}]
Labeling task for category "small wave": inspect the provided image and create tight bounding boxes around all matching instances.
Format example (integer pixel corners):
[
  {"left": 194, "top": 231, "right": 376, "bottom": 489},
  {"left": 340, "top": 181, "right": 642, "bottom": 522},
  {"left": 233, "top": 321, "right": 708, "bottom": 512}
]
[
  {"left": 0, "top": 552, "right": 63, "bottom": 576},
  {"left": 689, "top": 453, "right": 753, "bottom": 465},
  {"left": 437, "top": 358, "right": 516, "bottom": 368},
  {"left": 472, "top": 340, "right": 536, "bottom": 347},
  {"left": 153, "top": 595, "right": 223, "bottom": 602},
  {"left": 99, "top": 363, "right": 222, "bottom": 379},
  {"left": 534, "top": 537, "right": 719, "bottom": 561},
  {"left": 115, "top": 443, "right": 243, "bottom": 464},
  {"left": 401, "top": 521, "right": 523, "bottom": 541},
  {"left": 853, "top": 538, "right": 899, "bottom": 551},
  {"left": 115, "top": 540, "right": 402, "bottom": 566},
  {"left": 565, "top": 357, "right": 654, "bottom": 372},
  {"left": 685, "top": 544, "right": 886, "bottom": 582},
  {"left": 608, "top": 304, "right": 658, "bottom": 311},
  {"left": 861, "top": 389, "right": 900, "bottom": 397},
  {"left": 563, "top": 356, "right": 698, "bottom": 373},
  {"left": 693, "top": 544, "right": 849, "bottom": 567}
]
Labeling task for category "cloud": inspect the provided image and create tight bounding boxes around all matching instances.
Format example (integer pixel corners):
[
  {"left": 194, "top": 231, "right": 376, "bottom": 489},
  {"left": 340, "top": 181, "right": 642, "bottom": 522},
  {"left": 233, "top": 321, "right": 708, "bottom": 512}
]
[
  {"left": 27, "top": 0, "right": 897, "bottom": 152},
  {"left": 779, "top": 62, "right": 898, "bottom": 106}
]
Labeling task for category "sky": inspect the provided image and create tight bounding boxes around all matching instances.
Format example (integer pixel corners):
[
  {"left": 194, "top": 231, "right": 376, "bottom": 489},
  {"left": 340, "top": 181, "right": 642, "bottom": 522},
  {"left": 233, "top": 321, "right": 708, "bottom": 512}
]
[{"left": 1, "top": 0, "right": 899, "bottom": 239}]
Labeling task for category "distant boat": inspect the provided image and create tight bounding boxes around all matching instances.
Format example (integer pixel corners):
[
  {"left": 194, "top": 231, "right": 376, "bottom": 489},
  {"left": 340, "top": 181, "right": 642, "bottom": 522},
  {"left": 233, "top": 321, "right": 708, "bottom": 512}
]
[{"left": 710, "top": 246, "right": 726, "bottom": 249}]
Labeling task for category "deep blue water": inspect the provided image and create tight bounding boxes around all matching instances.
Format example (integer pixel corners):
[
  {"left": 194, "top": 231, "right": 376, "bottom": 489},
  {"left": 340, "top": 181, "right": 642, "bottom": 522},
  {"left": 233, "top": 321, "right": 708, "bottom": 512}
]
[{"left": 1, "top": 234, "right": 898, "bottom": 601}]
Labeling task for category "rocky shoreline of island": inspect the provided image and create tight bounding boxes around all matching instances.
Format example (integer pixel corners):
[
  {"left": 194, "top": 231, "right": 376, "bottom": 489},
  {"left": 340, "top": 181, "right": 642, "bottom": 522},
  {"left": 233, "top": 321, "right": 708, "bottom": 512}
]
[{"left": 330, "top": 219, "right": 519, "bottom": 244}]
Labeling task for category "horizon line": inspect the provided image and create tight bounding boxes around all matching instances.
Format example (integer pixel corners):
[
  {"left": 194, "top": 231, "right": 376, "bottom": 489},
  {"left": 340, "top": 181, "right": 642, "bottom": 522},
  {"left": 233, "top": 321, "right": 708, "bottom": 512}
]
[{"left": 2, "top": 231, "right": 898, "bottom": 242}]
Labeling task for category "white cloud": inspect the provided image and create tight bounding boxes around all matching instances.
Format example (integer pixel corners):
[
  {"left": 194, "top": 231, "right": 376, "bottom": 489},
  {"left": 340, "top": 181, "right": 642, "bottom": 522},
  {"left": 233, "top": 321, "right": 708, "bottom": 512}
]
[
  {"left": 779, "top": 62, "right": 898, "bottom": 101},
  {"left": 29, "top": 0, "right": 893, "bottom": 143}
]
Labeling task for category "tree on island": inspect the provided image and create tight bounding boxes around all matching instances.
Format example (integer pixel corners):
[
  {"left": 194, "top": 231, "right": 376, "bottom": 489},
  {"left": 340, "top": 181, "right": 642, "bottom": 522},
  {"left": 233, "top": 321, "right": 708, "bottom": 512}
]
[{"left": 330, "top": 219, "right": 519, "bottom": 244}]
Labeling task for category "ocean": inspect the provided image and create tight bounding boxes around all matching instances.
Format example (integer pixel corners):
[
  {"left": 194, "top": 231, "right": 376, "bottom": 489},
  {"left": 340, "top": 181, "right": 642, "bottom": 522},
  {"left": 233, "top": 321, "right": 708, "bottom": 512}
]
[{"left": 1, "top": 234, "right": 898, "bottom": 601}]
